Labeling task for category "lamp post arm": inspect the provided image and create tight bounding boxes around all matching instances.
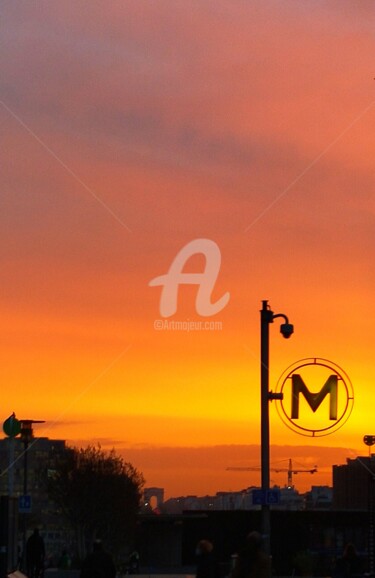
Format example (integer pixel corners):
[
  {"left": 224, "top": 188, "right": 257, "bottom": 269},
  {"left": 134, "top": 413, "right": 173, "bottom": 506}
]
[{"left": 272, "top": 313, "right": 290, "bottom": 324}]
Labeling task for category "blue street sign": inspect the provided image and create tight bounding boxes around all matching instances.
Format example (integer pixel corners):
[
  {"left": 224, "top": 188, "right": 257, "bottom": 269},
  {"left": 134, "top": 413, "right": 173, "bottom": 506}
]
[
  {"left": 252, "top": 489, "right": 280, "bottom": 505},
  {"left": 252, "top": 489, "right": 265, "bottom": 505},
  {"left": 19, "top": 495, "right": 32, "bottom": 514},
  {"left": 266, "top": 489, "right": 280, "bottom": 504}
]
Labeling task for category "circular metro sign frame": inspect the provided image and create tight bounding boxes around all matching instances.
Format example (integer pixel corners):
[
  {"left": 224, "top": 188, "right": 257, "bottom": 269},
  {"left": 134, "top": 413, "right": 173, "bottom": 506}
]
[{"left": 275, "top": 358, "right": 354, "bottom": 437}]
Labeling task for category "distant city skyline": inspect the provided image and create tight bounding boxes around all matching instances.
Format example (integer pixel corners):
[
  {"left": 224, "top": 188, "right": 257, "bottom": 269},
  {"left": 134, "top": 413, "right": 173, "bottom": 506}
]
[{"left": 69, "top": 440, "right": 365, "bottom": 498}]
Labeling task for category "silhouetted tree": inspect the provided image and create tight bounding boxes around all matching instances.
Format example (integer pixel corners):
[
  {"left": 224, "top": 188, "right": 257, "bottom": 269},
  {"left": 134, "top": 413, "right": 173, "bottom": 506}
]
[{"left": 47, "top": 445, "right": 144, "bottom": 560}]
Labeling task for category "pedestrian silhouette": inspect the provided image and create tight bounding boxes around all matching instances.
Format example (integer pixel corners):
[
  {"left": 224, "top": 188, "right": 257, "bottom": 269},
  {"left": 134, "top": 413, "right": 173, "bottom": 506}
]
[
  {"left": 128, "top": 549, "right": 140, "bottom": 574},
  {"left": 80, "top": 540, "right": 116, "bottom": 578},
  {"left": 26, "top": 528, "right": 45, "bottom": 578},
  {"left": 333, "top": 543, "right": 362, "bottom": 578},
  {"left": 58, "top": 549, "right": 71, "bottom": 570},
  {"left": 196, "top": 539, "right": 220, "bottom": 578},
  {"left": 231, "top": 531, "right": 270, "bottom": 578}
]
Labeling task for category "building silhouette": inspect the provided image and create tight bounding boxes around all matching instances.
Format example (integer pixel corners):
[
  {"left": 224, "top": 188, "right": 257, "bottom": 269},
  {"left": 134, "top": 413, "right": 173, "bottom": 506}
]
[
  {"left": 333, "top": 455, "right": 374, "bottom": 510},
  {"left": 0, "top": 436, "right": 72, "bottom": 564}
]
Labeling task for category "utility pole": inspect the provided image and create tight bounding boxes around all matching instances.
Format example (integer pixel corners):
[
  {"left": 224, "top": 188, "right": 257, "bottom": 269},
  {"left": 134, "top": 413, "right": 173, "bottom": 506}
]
[
  {"left": 260, "top": 300, "right": 293, "bottom": 565},
  {"left": 19, "top": 419, "right": 45, "bottom": 571}
]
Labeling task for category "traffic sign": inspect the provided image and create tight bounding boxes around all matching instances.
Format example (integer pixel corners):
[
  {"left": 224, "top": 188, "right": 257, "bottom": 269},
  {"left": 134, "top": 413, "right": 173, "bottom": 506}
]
[
  {"left": 19, "top": 495, "right": 32, "bottom": 514},
  {"left": 252, "top": 489, "right": 265, "bottom": 505},
  {"left": 266, "top": 489, "right": 280, "bottom": 504},
  {"left": 252, "top": 489, "right": 280, "bottom": 505}
]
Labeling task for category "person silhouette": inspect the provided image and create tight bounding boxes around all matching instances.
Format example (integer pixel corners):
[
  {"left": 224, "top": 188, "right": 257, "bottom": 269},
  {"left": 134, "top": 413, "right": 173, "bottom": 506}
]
[
  {"left": 333, "top": 543, "right": 362, "bottom": 578},
  {"left": 196, "top": 539, "right": 220, "bottom": 578},
  {"left": 231, "top": 531, "right": 270, "bottom": 578},
  {"left": 26, "top": 528, "right": 45, "bottom": 578},
  {"left": 80, "top": 540, "right": 116, "bottom": 578}
]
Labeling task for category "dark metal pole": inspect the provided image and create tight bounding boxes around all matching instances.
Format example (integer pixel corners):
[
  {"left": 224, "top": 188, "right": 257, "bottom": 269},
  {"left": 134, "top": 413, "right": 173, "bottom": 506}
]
[
  {"left": 261, "top": 300, "right": 272, "bottom": 559},
  {"left": 22, "top": 437, "right": 28, "bottom": 571},
  {"left": 18, "top": 418, "right": 44, "bottom": 572},
  {"left": 370, "top": 458, "right": 375, "bottom": 577},
  {"left": 259, "top": 300, "right": 292, "bottom": 573},
  {"left": 23, "top": 438, "right": 28, "bottom": 496}
]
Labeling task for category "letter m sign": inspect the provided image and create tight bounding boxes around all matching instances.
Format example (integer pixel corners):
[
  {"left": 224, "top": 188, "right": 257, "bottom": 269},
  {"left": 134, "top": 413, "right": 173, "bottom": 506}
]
[{"left": 291, "top": 374, "right": 338, "bottom": 420}]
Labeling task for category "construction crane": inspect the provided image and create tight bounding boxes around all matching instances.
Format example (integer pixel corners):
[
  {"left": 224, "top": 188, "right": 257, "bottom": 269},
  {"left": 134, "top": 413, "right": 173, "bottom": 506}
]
[{"left": 227, "top": 458, "right": 317, "bottom": 488}]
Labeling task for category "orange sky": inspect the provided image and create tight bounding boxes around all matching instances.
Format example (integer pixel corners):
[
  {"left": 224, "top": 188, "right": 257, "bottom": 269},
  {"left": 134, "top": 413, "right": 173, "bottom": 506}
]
[{"left": 1, "top": 1, "right": 374, "bottom": 499}]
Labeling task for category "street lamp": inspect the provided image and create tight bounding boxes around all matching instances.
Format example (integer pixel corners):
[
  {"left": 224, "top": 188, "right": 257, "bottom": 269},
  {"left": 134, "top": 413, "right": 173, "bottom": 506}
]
[
  {"left": 363, "top": 436, "right": 375, "bottom": 577},
  {"left": 260, "top": 300, "right": 293, "bottom": 563},
  {"left": 20, "top": 420, "right": 44, "bottom": 497},
  {"left": 19, "top": 418, "right": 45, "bottom": 571},
  {"left": 3, "top": 413, "right": 21, "bottom": 495}
]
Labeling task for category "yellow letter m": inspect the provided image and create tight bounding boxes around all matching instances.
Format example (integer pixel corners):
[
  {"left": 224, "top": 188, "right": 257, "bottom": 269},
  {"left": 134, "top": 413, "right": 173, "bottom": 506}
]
[{"left": 291, "top": 374, "right": 338, "bottom": 420}]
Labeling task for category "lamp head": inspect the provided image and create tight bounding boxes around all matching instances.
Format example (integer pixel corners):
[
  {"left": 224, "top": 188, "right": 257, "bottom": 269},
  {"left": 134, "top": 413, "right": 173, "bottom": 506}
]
[
  {"left": 364, "top": 435, "right": 375, "bottom": 447},
  {"left": 280, "top": 323, "right": 294, "bottom": 339}
]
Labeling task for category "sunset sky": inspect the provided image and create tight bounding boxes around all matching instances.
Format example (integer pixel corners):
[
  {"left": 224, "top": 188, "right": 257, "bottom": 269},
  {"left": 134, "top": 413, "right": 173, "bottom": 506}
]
[{"left": 1, "top": 1, "right": 374, "bottom": 498}]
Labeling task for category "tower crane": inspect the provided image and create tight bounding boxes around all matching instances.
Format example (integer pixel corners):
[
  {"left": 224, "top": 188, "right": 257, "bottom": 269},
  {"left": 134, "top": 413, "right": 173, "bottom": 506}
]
[{"left": 226, "top": 458, "right": 317, "bottom": 488}]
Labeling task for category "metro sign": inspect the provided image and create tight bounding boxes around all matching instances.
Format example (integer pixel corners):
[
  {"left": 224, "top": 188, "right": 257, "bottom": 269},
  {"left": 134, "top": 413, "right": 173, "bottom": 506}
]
[{"left": 275, "top": 358, "right": 353, "bottom": 437}]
